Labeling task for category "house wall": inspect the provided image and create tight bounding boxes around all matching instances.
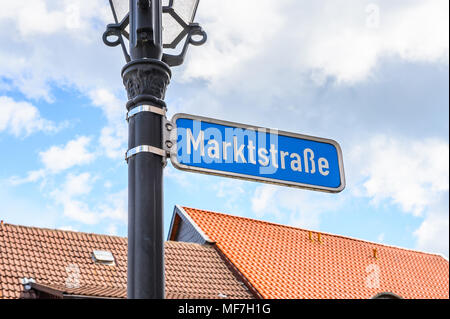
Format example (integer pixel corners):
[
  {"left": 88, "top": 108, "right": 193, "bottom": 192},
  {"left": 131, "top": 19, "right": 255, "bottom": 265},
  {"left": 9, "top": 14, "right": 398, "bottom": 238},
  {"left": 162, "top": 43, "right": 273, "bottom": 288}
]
[{"left": 174, "top": 215, "right": 208, "bottom": 244}]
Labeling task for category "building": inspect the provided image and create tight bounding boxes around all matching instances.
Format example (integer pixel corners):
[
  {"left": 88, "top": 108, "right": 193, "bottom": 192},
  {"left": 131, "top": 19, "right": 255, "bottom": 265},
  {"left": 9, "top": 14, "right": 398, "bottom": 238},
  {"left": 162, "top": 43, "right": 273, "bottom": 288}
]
[
  {"left": 1, "top": 206, "right": 448, "bottom": 299},
  {"left": 169, "top": 206, "right": 449, "bottom": 299},
  {"left": 0, "top": 217, "right": 253, "bottom": 299}
]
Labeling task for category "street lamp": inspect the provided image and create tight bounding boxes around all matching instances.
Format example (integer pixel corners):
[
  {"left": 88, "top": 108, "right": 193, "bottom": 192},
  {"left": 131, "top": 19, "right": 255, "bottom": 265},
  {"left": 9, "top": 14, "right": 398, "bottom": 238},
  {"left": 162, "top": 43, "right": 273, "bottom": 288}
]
[
  {"left": 103, "top": 0, "right": 206, "bottom": 299},
  {"left": 104, "top": 0, "right": 206, "bottom": 64}
]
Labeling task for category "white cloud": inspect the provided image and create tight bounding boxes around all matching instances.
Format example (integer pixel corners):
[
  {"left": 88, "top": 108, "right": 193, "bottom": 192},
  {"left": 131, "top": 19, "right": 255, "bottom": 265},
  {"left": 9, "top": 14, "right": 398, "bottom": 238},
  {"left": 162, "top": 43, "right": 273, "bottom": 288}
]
[
  {"left": 0, "top": 0, "right": 108, "bottom": 37},
  {"left": 62, "top": 172, "right": 94, "bottom": 197},
  {"left": 8, "top": 136, "right": 95, "bottom": 187},
  {"left": 165, "top": 163, "right": 213, "bottom": 189},
  {"left": 251, "top": 184, "right": 345, "bottom": 230},
  {"left": 49, "top": 172, "right": 126, "bottom": 225},
  {"left": 356, "top": 136, "right": 448, "bottom": 216},
  {"left": 0, "top": 96, "right": 59, "bottom": 136},
  {"left": 349, "top": 135, "right": 449, "bottom": 256},
  {"left": 106, "top": 223, "right": 118, "bottom": 236},
  {"left": 215, "top": 180, "right": 245, "bottom": 198},
  {"left": 58, "top": 199, "right": 98, "bottom": 225},
  {"left": 88, "top": 89, "right": 124, "bottom": 125},
  {"left": 0, "top": 1, "right": 120, "bottom": 101},
  {"left": 88, "top": 89, "right": 127, "bottom": 160},
  {"left": 5, "top": 0, "right": 446, "bottom": 103},
  {"left": 99, "top": 189, "right": 127, "bottom": 223},
  {"left": 9, "top": 169, "right": 46, "bottom": 186},
  {"left": 382, "top": 0, "right": 449, "bottom": 64},
  {"left": 98, "top": 126, "right": 127, "bottom": 160},
  {"left": 187, "top": 0, "right": 448, "bottom": 86},
  {"left": 0, "top": 0, "right": 447, "bottom": 109},
  {"left": 251, "top": 185, "right": 280, "bottom": 218},
  {"left": 183, "top": 0, "right": 284, "bottom": 83},
  {"left": 414, "top": 206, "right": 449, "bottom": 256},
  {"left": 39, "top": 136, "right": 95, "bottom": 174},
  {"left": 57, "top": 225, "right": 78, "bottom": 232},
  {"left": 213, "top": 179, "right": 246, "bottom": 211},
  {"left": 50, "top": 172, "right": 98, "bottom": 224}
]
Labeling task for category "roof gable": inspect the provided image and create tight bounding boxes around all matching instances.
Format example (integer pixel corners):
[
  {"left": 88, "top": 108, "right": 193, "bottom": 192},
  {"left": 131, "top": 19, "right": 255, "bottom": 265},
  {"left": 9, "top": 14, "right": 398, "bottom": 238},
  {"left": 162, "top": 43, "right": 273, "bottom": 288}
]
[{"left": 168, "top": 205, "right": 212, "bottom": 244}]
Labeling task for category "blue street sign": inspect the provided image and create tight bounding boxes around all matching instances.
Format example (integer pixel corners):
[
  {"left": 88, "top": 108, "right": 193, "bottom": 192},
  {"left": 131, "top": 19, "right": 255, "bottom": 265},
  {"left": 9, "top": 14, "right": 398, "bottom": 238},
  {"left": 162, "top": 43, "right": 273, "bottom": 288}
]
[{"left": 170, "top": 114, "right": 345, "bottom": 193}]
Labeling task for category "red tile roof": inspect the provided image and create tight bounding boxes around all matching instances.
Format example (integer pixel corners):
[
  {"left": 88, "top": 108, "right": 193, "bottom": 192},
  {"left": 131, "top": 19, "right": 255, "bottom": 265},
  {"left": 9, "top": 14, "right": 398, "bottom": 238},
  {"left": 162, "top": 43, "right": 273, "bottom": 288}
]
[
  {"left": 28, "top": 282, "right": 126, "bottom": 299},
  {"left": 180, "top": 206, "right": 449, "bottom": 299},
  {"left": 0, "top": 222, "right": 254, "bottom": 299},
  {"left": 165, "top": 241, "right": 254, "bottom": 299}
]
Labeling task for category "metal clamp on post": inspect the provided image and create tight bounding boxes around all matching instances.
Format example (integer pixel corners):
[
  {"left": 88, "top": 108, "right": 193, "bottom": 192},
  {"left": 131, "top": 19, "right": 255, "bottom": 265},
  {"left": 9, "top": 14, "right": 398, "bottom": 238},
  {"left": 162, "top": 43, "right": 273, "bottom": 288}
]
[
  {"left": 125, "top": 104, "right": 170, "bottom": 164},
  {"left": 162, "top": 117, "right": 175, "bottom": 151},
  {"left": 126, "top": 104, "right": 167, "bottom": 121},
  {"left": 125, "top": 108, "right": 176, "bottom": 165},
  {"left": 125, "top": 145, "right": 167, "bottom": 162},
  {"left": 161, "top": 117, "right": 176, "bottom": 167}
]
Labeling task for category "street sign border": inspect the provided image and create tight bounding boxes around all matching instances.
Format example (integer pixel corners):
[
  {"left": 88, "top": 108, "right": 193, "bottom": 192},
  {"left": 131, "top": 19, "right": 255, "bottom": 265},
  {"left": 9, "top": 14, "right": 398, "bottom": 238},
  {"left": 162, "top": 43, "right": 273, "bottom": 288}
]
[{"left": 169, "top": 113, "right": 346, "bottom": 193}]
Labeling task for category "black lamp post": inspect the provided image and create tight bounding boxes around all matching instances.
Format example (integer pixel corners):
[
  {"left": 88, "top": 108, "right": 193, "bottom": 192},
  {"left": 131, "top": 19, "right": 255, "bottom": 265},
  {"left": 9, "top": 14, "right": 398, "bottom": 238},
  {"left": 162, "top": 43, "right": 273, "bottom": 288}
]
[{"left": 103, "top": 0, "right": 206, "bottom": 299}]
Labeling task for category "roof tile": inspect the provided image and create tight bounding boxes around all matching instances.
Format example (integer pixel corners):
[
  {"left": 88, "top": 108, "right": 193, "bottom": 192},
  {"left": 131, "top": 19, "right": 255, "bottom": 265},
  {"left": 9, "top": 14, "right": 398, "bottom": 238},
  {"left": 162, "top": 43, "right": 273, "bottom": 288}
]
[
  {"left": 0, "top": 222, "right": 254, "bottom": 299},
  {"left": 181, "top": 206, "right": 449, "bottom": 299}
]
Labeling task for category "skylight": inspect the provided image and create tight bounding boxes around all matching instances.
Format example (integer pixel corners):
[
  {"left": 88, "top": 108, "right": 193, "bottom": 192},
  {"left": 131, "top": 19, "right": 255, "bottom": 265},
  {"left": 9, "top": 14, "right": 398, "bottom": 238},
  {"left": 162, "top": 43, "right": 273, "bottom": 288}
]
[{"left": 92, "top": 250, "right": 115, "bottom": 266}]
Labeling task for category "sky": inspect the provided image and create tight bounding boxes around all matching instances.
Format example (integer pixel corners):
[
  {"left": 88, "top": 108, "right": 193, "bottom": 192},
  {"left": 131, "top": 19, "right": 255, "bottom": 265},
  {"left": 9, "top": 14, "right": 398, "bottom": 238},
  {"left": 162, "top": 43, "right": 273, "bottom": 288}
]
[{"left": 0, "top": 0, "right": 448, "bottom": 258}]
